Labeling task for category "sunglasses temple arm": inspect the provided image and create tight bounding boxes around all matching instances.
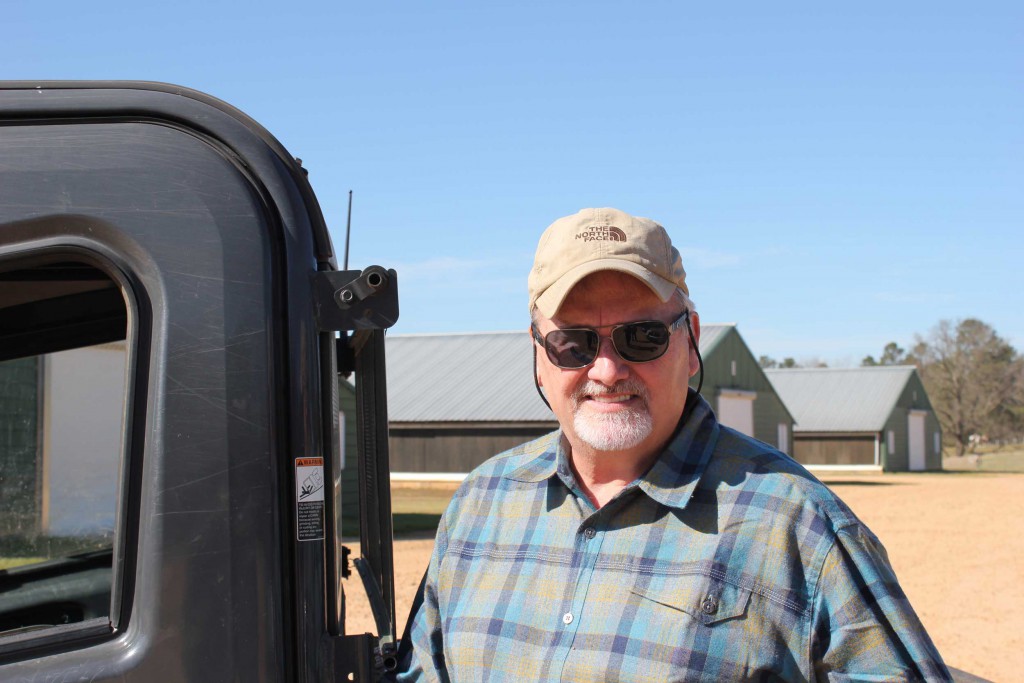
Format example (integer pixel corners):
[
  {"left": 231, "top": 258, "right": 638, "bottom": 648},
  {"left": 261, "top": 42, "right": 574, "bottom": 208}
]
[
  {"left": 532, "top": 343, "right": 553, "bottom": 412},
  {"left": 686, "top": 314, "right": 704, "bottom": 396}
]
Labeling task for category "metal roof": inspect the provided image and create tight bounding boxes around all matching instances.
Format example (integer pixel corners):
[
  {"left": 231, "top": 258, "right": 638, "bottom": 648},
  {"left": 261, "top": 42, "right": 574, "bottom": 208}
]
[
  {"left": 695, "top": 323, "right": 732, "bottom": 356},
  {"left": 764, "top": 366, "right": 918, "bottom": 432},
  {"left": 385, "top": 325, "right": 733, "bottom": 423}
]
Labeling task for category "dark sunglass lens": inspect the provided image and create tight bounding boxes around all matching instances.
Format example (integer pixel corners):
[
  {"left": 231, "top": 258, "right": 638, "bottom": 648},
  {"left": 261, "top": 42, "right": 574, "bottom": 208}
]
[
  {"left": 614, "top": 322, "right": 670, "bottom": 362},
  {"left": 545, "top": 329, "right": 599, "bottom": 368}
]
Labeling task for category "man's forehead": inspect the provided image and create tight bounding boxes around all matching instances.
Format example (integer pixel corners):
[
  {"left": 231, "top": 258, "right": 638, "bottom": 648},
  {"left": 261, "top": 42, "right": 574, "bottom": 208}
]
[
  {"left": 552, "top": 271, "right": 670, "bottom": 323},
  {"left": 564, "top": 270, "right": 664, "bottom": 301}
]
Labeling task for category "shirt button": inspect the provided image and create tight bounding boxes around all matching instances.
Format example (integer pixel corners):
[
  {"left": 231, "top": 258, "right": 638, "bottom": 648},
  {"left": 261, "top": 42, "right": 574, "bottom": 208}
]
[
  {"left": 701, "top": 595, "right": 718, "bottom": 615},
  {"left": 583, "top": 527, "right": 596, "bottom": 539},
  {"left": 562, "top": 612, "right": 574, "bottom": 625}
]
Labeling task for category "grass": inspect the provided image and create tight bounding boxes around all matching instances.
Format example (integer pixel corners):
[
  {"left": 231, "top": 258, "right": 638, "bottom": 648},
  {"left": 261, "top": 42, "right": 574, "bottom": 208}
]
[
  {"left": 0, "top": 557, "right": 45, "bottom": 571},
  {"left": 0, "top": 535, "right": 112, "bottom": 572},
  {"left": 391, "top": 488, "right": 455, "bottom": 516},
  {"left": 942, "top": 444, "right": 1024, "bottom": 473},
  {"left": 341, "top": 485, "right": 456, "bottom": 538},
  {"left": 390, "top": 486, "right": 454, "bottom": 535}
]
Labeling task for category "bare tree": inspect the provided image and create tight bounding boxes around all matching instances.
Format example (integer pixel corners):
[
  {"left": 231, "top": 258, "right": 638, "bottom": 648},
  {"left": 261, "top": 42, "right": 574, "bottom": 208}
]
[{"left": 915, "top": 319, "right": 1023, "bottom": 456}]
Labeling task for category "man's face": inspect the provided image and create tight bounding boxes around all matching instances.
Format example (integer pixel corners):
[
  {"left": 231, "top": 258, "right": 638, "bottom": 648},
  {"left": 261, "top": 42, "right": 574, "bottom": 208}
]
[{"left": 533, "top": 271, "right": 700, "bottom": 457}]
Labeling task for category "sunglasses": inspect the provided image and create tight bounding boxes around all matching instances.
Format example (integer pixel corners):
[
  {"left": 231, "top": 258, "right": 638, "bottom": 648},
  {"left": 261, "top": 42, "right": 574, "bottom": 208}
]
[{"left": 532, "top": 310, "right": 690, "bottom": 369}]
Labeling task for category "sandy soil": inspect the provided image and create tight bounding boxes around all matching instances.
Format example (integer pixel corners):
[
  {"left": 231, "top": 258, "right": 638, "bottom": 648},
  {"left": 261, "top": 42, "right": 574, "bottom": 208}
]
[
  {"left": 343, "top": 473, "right": 1024, "bottom": 682},
  {"left": 343, "top": 533, "right": 436, "bottom": 641}
]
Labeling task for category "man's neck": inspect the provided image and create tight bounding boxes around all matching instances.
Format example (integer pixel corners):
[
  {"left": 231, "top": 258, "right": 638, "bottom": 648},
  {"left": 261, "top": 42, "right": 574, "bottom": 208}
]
[{"left": 565, "top": 439, "right": 662, "bottom": 509}]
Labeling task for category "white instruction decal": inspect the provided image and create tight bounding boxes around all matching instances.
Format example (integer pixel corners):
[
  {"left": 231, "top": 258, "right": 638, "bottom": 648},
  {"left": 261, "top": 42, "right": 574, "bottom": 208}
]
[{"left": 296, "top": 457, "right": 325, "bottom": 541}]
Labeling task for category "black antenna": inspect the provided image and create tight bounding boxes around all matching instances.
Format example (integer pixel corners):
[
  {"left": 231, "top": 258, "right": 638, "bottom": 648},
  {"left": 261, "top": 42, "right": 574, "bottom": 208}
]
[{"left": 343, "top": 190, "right": 353, "bottom": 270}]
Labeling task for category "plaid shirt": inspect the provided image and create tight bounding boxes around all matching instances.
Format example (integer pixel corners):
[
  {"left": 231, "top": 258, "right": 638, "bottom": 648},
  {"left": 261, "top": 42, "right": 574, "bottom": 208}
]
[{"left": 395, "top": 394, "right": 949, "bottom": 682}]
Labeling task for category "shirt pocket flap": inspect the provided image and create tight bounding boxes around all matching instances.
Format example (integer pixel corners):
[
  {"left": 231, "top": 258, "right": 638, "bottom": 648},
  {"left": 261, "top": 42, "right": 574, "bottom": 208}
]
[{"left": 630, "top": 575, "right": 751, "bottom": 626}]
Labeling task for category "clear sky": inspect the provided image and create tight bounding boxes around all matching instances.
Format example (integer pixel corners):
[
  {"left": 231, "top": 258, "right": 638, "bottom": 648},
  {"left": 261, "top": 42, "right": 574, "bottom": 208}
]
[{"left": 7, "top": 1, "right": 1021, "bottom": 366}]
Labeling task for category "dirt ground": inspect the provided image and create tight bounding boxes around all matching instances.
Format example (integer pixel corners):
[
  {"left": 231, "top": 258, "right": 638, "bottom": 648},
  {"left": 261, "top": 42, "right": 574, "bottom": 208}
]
[{"left": 343, "top": 472, "right": 1023, "bottom": 682}]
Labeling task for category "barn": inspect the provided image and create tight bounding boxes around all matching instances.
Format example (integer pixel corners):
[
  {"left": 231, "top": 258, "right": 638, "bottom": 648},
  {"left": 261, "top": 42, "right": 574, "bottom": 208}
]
[
  {"left": 384, "top": 324, "right": 794, "bottom": 477},
  {"left": 0, "top": 342, "right": 127, "bottom": 541},
  {"left": 694, "top": 324, "right": 796, "bottom": 456},
  {"left": 384, "top": 332, "right": 555, "bottom": 479},
  {"left": 337, "top": 378, "right": 360, "bottom": 524},
  {"left": 764, "top": 366, "right": 943, "bottom": 471}
]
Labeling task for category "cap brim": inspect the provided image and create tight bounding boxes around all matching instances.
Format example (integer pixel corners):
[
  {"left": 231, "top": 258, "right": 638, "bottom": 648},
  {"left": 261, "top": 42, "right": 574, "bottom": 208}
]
[{"left": 534, "top": 259, "right": 679, "bottom": 318}]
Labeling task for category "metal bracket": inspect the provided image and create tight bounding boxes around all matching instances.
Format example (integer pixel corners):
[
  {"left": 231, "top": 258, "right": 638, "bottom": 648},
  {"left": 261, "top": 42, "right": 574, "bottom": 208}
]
[
  {"left": 354, "top": 557, "right": 399, "bottom": 674},
  {"left": 340, "top": 544, "right": 352, "bottom": 579},
  {"left": 314, "top": 266, "right": 399, "bottom": 332},
  {"left": 325, "top": 633, "right": 377, "bottom": 682}
]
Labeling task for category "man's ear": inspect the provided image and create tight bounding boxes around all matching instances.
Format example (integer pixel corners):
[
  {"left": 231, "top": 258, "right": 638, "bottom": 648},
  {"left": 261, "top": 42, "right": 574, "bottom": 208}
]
[
  {"left": 687, "top": 311, "right": 701, "bottom": 378},
  {"left": 689, "top": 310, "right": 701, "bottom": 344}
]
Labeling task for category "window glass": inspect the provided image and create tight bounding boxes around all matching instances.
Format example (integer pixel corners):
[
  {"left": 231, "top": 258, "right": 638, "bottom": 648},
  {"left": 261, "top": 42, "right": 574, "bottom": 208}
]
[{"left": 0, "top": 260, "right": 127, "bottom": 636}]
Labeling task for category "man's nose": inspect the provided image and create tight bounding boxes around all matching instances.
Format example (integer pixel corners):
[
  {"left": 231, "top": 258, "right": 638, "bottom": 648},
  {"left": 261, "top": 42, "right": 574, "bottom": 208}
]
[{"left": 587, "top": 337, "right": 629, "bottom": 385}]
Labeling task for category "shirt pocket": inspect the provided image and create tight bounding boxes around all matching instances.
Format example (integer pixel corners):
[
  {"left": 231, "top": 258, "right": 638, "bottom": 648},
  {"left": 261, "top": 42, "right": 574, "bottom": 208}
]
[{"left": 628, "top": 573, "right": 752, "bottom": 626}]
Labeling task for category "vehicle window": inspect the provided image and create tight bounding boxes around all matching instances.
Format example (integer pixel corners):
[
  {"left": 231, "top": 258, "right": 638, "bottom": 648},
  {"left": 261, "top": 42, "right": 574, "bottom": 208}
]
[{"left": 0, "top": 259, "right": 128, "bottom": 637}]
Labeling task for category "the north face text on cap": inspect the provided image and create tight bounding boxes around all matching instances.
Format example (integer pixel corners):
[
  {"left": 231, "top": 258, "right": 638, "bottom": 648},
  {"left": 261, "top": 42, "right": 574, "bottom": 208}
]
[{"left": 575, "top": 225, "right": 627, "bottom": 242}]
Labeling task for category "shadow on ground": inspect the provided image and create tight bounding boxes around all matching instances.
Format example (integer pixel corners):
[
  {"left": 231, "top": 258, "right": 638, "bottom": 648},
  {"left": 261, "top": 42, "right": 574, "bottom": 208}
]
[
  {"left": 393, "top": 513, "right": 442, "bottom": 535},
  {"left": 950, "top": 665, "right": 994, "bottom": 682},
  {"left": 342, "top": 513, "right": 442, "bottom": 538}
]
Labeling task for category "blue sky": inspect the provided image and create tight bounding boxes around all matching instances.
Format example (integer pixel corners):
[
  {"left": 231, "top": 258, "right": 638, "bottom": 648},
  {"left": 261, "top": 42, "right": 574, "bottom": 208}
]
[{"left": 8, "top": 1, "right": 1021, "bottom": 365}]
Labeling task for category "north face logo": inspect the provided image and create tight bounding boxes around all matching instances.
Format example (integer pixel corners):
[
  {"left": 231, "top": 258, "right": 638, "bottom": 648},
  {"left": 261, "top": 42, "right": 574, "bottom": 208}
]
[{"left": 575, "top": 225, "right": 627, "bottom": 242}]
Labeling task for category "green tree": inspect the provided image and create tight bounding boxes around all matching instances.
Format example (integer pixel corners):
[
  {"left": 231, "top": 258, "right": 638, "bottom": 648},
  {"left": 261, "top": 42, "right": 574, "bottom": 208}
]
[
  {"left": 915, "top": 319, "right": 1024, "bottom": 456},
  {"left": 861, "top": 342, "right": 916, "bottom": 367},
  {"left": 759, "top": 357, "right": 820, "bottom": 369}
]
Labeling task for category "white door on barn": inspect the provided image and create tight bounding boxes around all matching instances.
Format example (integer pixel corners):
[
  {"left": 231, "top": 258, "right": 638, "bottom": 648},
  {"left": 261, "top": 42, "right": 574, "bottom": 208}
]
[
  {"left": 908, "top": 411, "right": 927, "bottom": 471},
  {"left": 777, "top": 422, "right": 790, "bottom": 454},
  {"left": 43, "top": 342, "right": 127, "bottom": 534},
  {"left": 717, "top": 390, "right": 756, "bottom": 437}
]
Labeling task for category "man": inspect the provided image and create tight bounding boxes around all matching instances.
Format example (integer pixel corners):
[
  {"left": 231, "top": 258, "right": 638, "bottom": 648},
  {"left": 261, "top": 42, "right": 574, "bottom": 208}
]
[{"left": 396, "top": 208, "right": 949, "bottom": 681}]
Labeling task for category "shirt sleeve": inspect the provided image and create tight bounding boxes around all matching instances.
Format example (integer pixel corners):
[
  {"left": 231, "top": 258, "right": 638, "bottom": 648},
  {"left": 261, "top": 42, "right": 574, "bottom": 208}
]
[
  {"left": 810, "top": 524, "right": 951, "bottom": 682},
  {"left": 393, "top": 516, "right": 451, "bottom": 683}
]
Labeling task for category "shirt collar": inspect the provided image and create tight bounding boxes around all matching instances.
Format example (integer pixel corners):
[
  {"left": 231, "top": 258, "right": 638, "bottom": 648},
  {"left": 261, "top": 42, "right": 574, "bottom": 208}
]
[
  {"left": 504, "top": 391, "right": 720, "bottom": 511},
  {"left": 636, "top": 391, "right": 719, "bottom": 510},
  {"left": 504, "top": 433, "right": 565, "bottom": 483}
]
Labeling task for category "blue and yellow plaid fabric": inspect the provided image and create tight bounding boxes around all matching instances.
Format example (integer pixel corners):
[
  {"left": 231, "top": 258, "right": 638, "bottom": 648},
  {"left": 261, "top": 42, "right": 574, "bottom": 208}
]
[{"left": 396, "top": 394, "right": 949, "bottom": 681}]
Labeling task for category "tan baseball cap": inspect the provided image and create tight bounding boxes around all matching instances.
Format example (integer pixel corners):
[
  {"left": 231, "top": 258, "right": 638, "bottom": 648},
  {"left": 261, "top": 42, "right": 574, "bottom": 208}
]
[{"left": 528, "top": 207, "right": 688, "bottom": 317}]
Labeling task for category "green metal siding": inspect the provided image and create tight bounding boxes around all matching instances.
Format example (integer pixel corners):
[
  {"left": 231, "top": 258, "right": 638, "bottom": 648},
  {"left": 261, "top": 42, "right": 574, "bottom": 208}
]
[
  {"left": 882, "top": 372, "right": 942, "bottom": 471},
  {"left": 705, "top": 332, "right": 784, "bottom": 449},
  {"left": 754, "top": 391, "right": 795, "bottom": 453},
  {"left": 882, "top": 410, "right": 908, "bottom": 471},
  {"left": 0, "top": 356, "right": 41, "bottom": 536},
  {"left": 690, "top": 328, "right": 795, "bottom": 452},
  {"left": 338, "top": 380, "right": 359, "bottom": 525},
  {"left": 926, "top": 412, "right": 942, "bottom": 467}
]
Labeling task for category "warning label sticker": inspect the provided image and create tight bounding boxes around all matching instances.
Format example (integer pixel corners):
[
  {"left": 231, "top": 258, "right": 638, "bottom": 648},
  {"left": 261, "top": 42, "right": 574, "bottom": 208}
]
[{"left": 296, "top": 457, "right": 325, "bottom": 542}]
